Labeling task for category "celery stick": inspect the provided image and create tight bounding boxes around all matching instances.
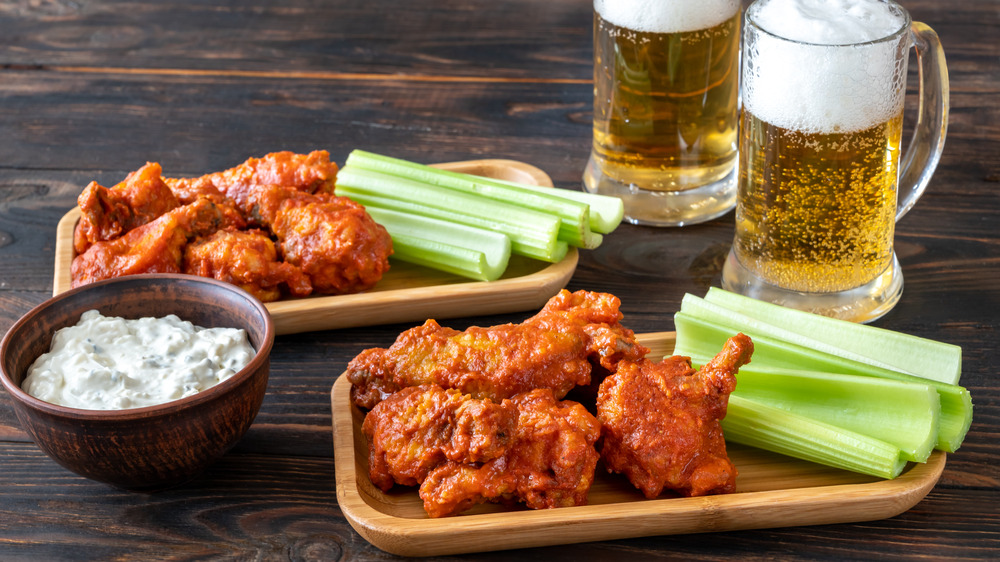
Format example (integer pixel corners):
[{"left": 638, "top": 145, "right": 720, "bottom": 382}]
[
  {"left": 336, "top": 167, "right": 565, "bottom": 262},
  {"left": 673, "top": 312, "right": 973, "bottom": 453},
  {"left": 389, "top": 236, "right": 493, "bottom": 281},
  {"left": 345, "top": 150, "right": 604, "bottom": 247},
  {"left": 733, "top": 366, "right": 940, "bottom": 462},
  {"left": 338, "top": 187, "right": 567, "bottom": 263},
  {"left": 703, "top": 287, "right": 962, "bottom": 385},
  {"left": 723, "top": 395, "right": 907, "bottom": 479},
  {"left": 681, "top": 294, "right": 915, "bottom": 378},
  {"left": 489, "top": 177, "right": 624, "bottom": 234},
  {"left": 364, "top": 206, "right": 510, "bottom": 281}
]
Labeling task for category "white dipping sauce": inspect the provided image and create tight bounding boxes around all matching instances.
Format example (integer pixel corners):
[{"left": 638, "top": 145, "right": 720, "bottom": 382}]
[{"left": 22, "top": 310, "right": 255, "bottom": 410}]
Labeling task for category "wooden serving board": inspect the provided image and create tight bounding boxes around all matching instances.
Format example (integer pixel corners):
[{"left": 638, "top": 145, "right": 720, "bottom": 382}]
[
  {"left": 52, "top": 159, "right": 578, "bottom": 335},
  {"left": 331, "top": 331, "right": 946, "bottom": 557}
]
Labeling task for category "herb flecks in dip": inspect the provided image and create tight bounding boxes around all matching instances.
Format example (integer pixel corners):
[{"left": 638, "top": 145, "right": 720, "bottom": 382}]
[{"left": 22, "top": 310, "right": 255, "bottom": 410}]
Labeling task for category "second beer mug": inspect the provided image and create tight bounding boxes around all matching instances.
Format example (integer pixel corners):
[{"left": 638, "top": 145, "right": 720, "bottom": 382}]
[
  {"left": 583, "top": 0, "right": 741, "bottom": 226},
  {"left": 722, "top": 0, "right": 949, "bottom": 322}
]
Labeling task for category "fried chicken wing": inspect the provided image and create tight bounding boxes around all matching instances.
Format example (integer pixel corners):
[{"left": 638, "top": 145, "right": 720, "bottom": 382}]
[
  {"left": 346, "top": 290, "right": 650, "bottom": 409},
  {"left": 596, "top": 333, "right": 753, "bottom": 498},
  {"left": 183, "top": 228, "right": 312, "bottom": 302},
  {"left": 71, "top": 198, "right": 227, "bottom": 287},
  {"left": 362, "top": 385, "right": 518, "bottom": 492},
  {"left": 73, "top": 162, "right": 180, "bottom": 254},
  {"left": 165, "top": 150, "right": 338, "bottom": 209},
  {"left": 363, "top": 385, "right": 600, "bottom": 518},
  {"left": 241, "top": 184, "right": 309, "bottom": 227},
  {"left": 418, "top": 389, "right": 601, "bottom": 517},
  {"left": 271, "top": 193, "right": 392, "bottom": 295}
]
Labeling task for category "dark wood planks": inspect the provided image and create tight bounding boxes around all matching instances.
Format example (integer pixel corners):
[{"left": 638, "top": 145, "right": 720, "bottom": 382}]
[
  {"left": 0, "top": 0, "right": 592, "bottom": 79},
  {"left": 0, "top": 441, "right": 996, "bottom": 560},
  {"left": 0, "top": 0, "right": 997, "bottom": 558}
]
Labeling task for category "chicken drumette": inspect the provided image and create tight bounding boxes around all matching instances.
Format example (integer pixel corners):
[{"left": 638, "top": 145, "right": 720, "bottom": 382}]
[
  {"left": 362, "top": 384, "right": 518, "bottom": 493},
  {"left": 596, "top": 333, "right": 753, "bottom": 498},
  {"left": 183, "top": 228, "right": 312, "bottom": 302},
  {"left": 418, "top": 388, "right": 601, "bottom": 517},
  {"left": 70, "top": 151, "right": 392, "bottom": 298},
  {"left": 73, "top": 162, "right": 180, "bottom": 254},
  {"left": 71, "top": 198, "right": 230, "bottom": 287},
  {"left": 270, "top": 191, "right": 392, "bottom": 295},
  {"left": 346, "top": 290, "right": 650, "bottom": 410},
  {"left": 362, "top": 385, "right": 600, "bottom": 518},
  {"left": 165, "top": 149, "right": 338, "bottom": 208}
]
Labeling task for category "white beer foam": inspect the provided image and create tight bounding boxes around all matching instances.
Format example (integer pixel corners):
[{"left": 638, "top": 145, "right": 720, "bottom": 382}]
[
  {"left": 744, "top": 0, "right": 909, "bottom": 134},
  {"left": 595, "top": 0, "right": 740, "bottom": 34},
  {"left": 753, "top": 0, "right": 904, "bottom": 44}
]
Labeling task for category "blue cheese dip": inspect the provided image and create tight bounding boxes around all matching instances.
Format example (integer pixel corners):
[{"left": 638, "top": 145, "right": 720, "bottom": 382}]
[{"left": 22, "top": 310, "right": 255, "bottom": 410}]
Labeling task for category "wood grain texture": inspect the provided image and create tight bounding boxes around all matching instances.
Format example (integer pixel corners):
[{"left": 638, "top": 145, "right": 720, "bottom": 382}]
[{"left": 0, "top": 0, "right": 997, "bottom": 558}]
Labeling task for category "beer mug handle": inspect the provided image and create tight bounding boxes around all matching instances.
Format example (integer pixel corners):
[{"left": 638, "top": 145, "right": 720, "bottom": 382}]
[{"left": 896, "top": 22, "right": 949, "bottom": 221}]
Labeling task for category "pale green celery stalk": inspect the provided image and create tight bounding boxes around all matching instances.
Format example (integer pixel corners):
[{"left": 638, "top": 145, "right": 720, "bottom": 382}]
[
  {"left": 733, "top": 366, "right": 940, "bottom": 463},
  {"left": 344, "top": 150, "right": 604, "bottom": 248},
  {"left": 672, "top": 312, "right": 973, "bottom": 453},
  {"left": 484, "top": 177, "right": 624, "bottom": 234},
  {"left": 338, "top": 186, "right": 567, "bottom": 263},
  {"left": 336, "top": 168, "right": 566, "bottom": 262},
  {"left": 724, "top": 395, "right": 907, "bottom": 479},
  {"left": 364, "top": 206, "right": 510, "bottom": 281},
  {"left": 703, "top": 287, "right": 962, "bottom": 385},
  {"left": 681, "top": 294, "right": 916, "bottom": 379}
]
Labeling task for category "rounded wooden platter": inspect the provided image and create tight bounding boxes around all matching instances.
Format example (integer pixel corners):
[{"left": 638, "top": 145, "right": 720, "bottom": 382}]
[
  {"left": 52, "top": 159, "right": 578, "bottom": 334},
  {"left": 331, "top": 331, "right": 946, "bottom": 557}
]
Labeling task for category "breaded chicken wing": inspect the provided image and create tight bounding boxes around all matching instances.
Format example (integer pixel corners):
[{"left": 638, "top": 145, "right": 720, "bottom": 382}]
[
  {"left": 418, "top": 389, "right": 601, "bottom": 517},
  {"left": 183, "top": 228, "right": 312, "bottom": 302},
  {"left": 165, "top": 150, "right": 338, "bottom": 209},
  {"left": 596, "top": 333, "right": 753, "bottom": 498},
  {"left": 73, "top": 162, "right": 180, "bottom": 254},
  {"left": 362, "top": 385, "right": 518, "bottom": 492},
  {"left": 71, "top": 198, "right": 228, "bottom": 287},
  {"left": 362, "top": 385, "right": 600, "bottom": 518},
  {"left": 271, "top": 192, "right": 392, "bottom": 295},
  {"left": 346, "top": 290, "right": 650, "bottom": 409}
]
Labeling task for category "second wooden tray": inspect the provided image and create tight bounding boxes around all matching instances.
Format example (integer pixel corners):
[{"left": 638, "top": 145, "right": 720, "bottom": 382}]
[
  {"left": 331, "top": 331, "right": 946, "bottom": 557},
  {"left": 52, "top": 159, "right": 578, "bottom": 334}
]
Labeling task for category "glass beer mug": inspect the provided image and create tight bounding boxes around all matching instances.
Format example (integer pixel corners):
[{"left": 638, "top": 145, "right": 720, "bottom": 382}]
[
  {"left": 583, "top": 0, "right": 742, "bottom": 226},
  {"left": 722, "top": 0, "right": 949, "bottom": 322}
]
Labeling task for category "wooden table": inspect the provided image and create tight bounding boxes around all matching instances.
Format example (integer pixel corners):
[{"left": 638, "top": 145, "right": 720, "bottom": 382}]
[{"left": 0, "top": 0, "right": 996, "bottom": 559}]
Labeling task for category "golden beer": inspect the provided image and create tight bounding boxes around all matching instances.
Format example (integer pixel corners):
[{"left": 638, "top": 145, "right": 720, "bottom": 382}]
[
  {"left": 723, "top": 0, "right": 949, "bottom": 322},
  {"left": 733, "top": 109, "right": 904, "bottom": 293},
  {"left": 590, "top": 3, "right": 740, "bottom": 192}
]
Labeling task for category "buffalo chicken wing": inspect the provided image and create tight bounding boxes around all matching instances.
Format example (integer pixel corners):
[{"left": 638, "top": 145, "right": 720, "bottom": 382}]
[
  {"left": 165, "top": 150, "right": 338, "bottom": 208},
  {"left": 71, "top": 198, "right": 228, "bottom": 287},
  {"left": 418, "top": 388, "right": 601, "bottom": 517},
  {"left": 271, "top": 193, "right": 392, "bottom": 295},
  {"left": 69, "top": 151, "right": 393, "bottom": 301},
  {"left": 362, "top": 385, "right": 518, "bottom": 492},
  {"left": 183, "top": 228, "right": 313, "bottom": 302},
  {"left": 596, "top": 333, "right": 753, "bottom": 498},
  {"left": 346, "top": 290, "right": 650, "bottom": 409},
  {"left": 362, "top": 385, "right": 600, "bottom": 518},
  {"left": 73, "top": 162, "right": 180, "bottom": 254}
]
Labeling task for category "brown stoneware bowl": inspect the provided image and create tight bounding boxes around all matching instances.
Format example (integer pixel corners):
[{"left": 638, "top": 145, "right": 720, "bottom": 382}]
[{"left": 0, "top": 274, "right": 274, "bottom": 491}]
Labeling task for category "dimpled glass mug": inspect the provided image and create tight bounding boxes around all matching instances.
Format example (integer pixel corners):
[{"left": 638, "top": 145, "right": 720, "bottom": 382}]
[{"left": 721, "top": 0, "right": 949, "bottom": 322}]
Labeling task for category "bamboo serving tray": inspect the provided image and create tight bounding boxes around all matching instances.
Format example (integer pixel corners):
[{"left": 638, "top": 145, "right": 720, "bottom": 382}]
[
  {"left": 331, "top": 331, "right": 946, "bottom": 557},
  {"left": 52, "top": 159, "right": 578, "bottom": 334}
]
